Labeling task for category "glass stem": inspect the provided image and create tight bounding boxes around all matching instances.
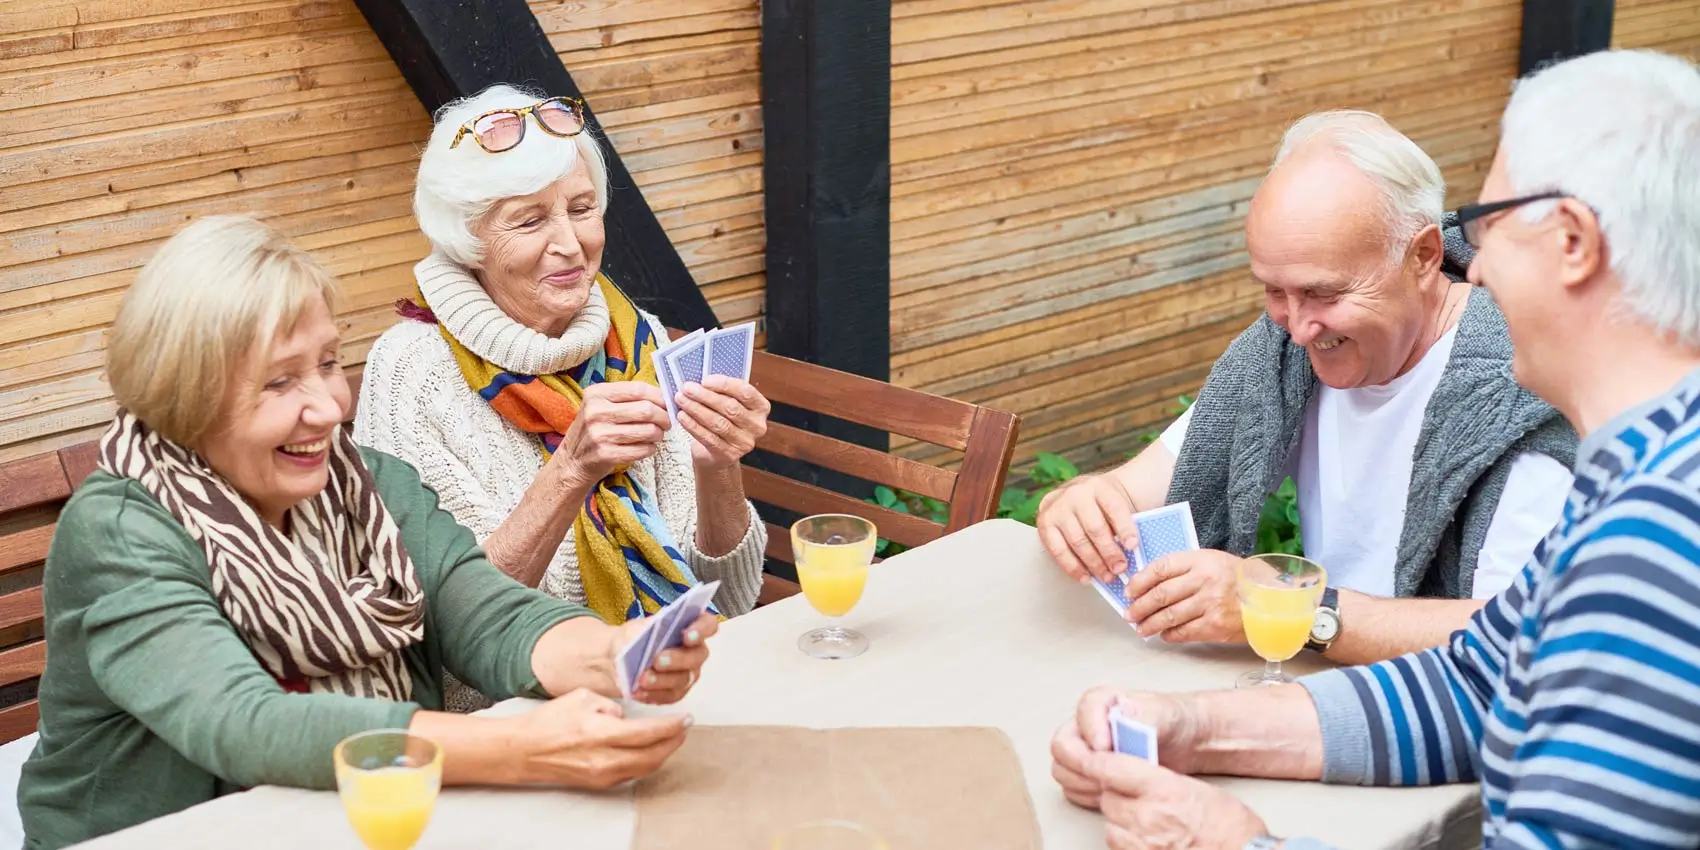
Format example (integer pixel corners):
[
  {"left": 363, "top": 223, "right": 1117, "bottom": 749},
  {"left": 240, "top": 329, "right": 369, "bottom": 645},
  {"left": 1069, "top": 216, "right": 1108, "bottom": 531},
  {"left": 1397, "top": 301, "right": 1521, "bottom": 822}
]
[{"left": 1265, "top": 660, "right": 1281, "bottom": 680}]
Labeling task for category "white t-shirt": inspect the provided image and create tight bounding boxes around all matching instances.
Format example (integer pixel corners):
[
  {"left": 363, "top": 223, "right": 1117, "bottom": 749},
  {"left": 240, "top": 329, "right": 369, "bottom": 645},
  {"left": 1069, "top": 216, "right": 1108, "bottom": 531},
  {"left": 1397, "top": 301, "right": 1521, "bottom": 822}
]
[{"left": 1160, "top": 328, "right": 1572, "bottom": 599}]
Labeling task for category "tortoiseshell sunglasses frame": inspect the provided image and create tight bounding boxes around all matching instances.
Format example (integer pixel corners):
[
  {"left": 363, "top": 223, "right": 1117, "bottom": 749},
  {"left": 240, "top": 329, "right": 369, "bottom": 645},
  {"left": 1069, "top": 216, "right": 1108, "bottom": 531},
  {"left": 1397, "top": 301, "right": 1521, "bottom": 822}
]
[{"left": 449, "top": 96, "right": 588, "bottom": 153}]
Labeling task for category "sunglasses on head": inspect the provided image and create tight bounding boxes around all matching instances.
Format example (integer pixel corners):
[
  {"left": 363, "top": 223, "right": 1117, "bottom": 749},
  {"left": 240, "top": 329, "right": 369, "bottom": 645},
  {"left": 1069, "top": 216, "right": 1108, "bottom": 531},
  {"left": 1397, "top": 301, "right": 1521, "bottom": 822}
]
[{"left": 450, "top": 97, "right": 587, "bottom": 153}]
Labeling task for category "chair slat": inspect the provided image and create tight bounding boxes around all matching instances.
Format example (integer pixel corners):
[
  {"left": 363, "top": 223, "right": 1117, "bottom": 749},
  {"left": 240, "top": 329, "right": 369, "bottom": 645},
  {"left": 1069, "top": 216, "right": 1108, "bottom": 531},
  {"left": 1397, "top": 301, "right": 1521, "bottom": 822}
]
[
  {"left": 757, "top": 574, "right": 802, "bottom": 605},
  {"left": 758, "top": 422, "right": 957, "bottom": 501},
  {"left": 763, "top": 522, "right": 794, "bottom": 563},
  {"left": 57, "top": 442, "right": 101, "bottom": 491},
  {"left": 946, "top": 406, "right": 1022, "bottom": 532},
  {"left": 741, "top": 467, "right": 943, "bottom": 549},
  {"left": 0, "top": 642, "right": 45, "bottom": 689},
  {"left": 0, "top": 525, "right": 54, "bottom": 576},
  {"left": 0, "top": 588, "right": 43, "bottom": 633},
  {"left": 0, "top": 454, "right": 71, "bottom": 514},
  {"left": 750, "top": 352, "right": 977, "bottom": 452},
  {"left": 0, "top": 701, "right": 38, "bottom": 745}
]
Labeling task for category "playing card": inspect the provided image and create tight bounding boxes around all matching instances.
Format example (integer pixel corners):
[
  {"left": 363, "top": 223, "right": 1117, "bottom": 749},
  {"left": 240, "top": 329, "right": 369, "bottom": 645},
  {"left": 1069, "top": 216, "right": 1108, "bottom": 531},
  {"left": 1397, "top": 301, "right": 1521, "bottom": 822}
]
[
  {"left": 1130, "top": 502, "right": 1200, "bottom": 572},
  {"left": 623, "top": 580, "right": 722, "bottom": 697},
  {"left": 654, "top": 330, "right": 704, "bottom": 425},
  {"left": 663, "top": 333, "right": 709, "bottom": 390},
  {"left": 616, "top": 616, "right": 661, "bottom": 698},
  {"left": 704, "top": 323, "right": 755, "bottom": 381},
  {"left": 1109, "top": 706, "right": 1158, "bottom": 763},
  {"left": 650, "top": 580, "right": 720, "bottom": 660}
]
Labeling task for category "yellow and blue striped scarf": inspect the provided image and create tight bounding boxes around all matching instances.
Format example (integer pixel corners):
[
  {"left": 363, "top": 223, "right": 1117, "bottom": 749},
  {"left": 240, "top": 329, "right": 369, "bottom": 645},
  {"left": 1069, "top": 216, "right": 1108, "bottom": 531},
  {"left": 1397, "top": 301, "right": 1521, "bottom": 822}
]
[{"left": 424, "top": 275, "right": 714, "bottom": 623}]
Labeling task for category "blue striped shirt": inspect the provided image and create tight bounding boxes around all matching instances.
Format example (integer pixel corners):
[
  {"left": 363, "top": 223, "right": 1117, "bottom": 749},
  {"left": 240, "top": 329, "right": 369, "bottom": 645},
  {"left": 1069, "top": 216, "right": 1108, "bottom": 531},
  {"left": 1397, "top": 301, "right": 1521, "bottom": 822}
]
[{"left": 1297, "top": 368, "right": 1700, "bottom": 849}]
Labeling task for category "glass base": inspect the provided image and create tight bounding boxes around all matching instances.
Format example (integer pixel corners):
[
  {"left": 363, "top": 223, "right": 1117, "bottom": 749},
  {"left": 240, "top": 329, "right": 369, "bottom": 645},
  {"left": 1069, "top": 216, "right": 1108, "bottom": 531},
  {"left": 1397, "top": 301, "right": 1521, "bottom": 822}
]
[
  {"left": 799, "top": 626, "right": 869, "bottom": 659},
  {"left": 1236, "top": 666, "right": 1294, "bottom": 688}
]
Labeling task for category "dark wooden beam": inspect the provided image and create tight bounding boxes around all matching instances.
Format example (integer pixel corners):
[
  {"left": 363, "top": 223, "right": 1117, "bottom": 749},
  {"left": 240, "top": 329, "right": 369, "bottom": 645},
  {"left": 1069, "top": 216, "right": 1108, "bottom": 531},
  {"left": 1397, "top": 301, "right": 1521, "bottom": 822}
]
[
  {"left": 1520, "top": 0, "right": 1615, "bottom": 76},
  {"left": 761, "top": 0, "right": 893, "bottom": 468},
  {"left": 351, "top": 0, "right": 719, "bottom": 331}
]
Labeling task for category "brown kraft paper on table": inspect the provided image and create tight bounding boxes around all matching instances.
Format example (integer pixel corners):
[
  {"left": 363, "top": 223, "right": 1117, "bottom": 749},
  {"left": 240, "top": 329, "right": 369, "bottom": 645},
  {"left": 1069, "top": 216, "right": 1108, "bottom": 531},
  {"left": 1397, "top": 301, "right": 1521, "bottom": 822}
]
[{"left": 632, "top": 726, "right": 1044, "bottom": 850}]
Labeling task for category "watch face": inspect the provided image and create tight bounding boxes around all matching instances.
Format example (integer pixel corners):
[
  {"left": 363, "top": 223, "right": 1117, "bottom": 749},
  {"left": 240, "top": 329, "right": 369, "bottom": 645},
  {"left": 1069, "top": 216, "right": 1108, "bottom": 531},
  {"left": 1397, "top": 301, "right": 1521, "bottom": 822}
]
[{"left": 1311, "top": 610, "right": 1340, "bottom": 642}]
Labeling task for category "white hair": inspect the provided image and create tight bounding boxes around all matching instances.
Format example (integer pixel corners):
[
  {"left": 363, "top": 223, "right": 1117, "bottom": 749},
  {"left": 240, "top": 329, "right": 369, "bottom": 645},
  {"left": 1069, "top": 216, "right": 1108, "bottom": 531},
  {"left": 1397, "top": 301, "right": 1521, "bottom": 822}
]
[
  {"left": 414, "top": 83, "right": 610, "bottom": 268},
  {"left": 1273, "top": 110, "right": 1446, "bottom": 264},
  {"left": 1500, "top": 49, "right": 1700, "bottom": 346}
]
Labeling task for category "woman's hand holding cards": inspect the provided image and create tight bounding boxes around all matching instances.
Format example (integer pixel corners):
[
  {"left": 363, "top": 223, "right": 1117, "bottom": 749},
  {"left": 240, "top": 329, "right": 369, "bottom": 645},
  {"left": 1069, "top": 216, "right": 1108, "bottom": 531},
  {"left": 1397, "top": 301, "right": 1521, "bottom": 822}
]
[
  {"left": 611, "top": 611, "right": 719, "bottom": 705},
  {"left": 676, "top": 376, "right": 770, "bottom": 471}
]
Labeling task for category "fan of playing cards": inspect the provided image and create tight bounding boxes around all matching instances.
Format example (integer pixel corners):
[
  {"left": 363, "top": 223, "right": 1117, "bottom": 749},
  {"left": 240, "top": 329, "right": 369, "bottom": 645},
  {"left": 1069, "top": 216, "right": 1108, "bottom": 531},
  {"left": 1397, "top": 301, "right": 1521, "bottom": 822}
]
[
  {"left": 654, "top": 323, "right": 757, "bottom": 425},
  {"left": 616, "top": 580, "right": 721, "bottom": 698},
  {"left": 1089, "top": 502, "right": 1201, "bottom": 620}
]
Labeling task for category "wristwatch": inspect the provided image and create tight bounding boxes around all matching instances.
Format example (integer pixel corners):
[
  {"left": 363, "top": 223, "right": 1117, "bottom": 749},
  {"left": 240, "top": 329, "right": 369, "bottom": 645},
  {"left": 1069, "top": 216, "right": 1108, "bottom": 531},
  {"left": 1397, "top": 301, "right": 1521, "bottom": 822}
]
[
  {"left": 1305, "top": 587, "right": 1340, "bottom": 654},
  {"left": 1243, "top": 835, "right": 1283, "bottom": 850}
]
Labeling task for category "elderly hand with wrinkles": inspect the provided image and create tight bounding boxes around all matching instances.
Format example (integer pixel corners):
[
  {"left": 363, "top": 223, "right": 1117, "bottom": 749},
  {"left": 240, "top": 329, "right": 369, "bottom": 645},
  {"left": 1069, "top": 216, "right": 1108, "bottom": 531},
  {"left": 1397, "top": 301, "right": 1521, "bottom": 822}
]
[
  {"left": 1122, "top": 549, "right": 1248, "bottom": 644},
  {"left": 673, "top": 375, "right": 771, "bottom": 471}
]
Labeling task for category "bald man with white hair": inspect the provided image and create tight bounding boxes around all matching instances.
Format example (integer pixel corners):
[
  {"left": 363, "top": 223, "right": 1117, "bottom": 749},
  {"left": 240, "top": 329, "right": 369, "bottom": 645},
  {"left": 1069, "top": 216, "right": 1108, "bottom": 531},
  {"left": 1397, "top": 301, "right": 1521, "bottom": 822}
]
[{"left": 1039, "top": 110, "right": 1577, "bottom": 666}]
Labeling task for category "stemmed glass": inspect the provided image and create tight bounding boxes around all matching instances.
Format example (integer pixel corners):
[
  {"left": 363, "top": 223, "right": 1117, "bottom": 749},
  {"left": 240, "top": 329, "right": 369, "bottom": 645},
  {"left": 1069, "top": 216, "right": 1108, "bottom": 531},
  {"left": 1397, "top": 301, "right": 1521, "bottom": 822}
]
[
  {"left": 1236, "top": 554, "right": 1327, "bottom": 688},
  {"left": 333, "top": 730, "right": 442, "bottom": 850},
  {"left": 791, "top": 514, "right": 877, "bottom": 659}
]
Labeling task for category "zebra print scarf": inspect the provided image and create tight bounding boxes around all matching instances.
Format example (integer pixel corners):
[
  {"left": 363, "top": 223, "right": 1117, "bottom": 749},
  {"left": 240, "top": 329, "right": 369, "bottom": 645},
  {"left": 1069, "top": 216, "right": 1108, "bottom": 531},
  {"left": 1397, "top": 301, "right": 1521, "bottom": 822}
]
[{"left": 98, "top": 410, "right": 426, "bottom": 700}]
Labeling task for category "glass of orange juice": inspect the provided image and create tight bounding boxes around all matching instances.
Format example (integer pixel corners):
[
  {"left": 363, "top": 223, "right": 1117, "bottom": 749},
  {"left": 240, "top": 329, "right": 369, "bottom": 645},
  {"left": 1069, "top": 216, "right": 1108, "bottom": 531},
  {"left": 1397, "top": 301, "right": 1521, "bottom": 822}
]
[
  {"left": 1236, "top": 554, "right": 1326, "bottom": 689},
  {"left": 773, "top": 820, "right": 888, "bottom": 849},
  {"left": 792, "top": 514, "right": 877, "bottom": 659},
  {"left": 334, "top": 729, "right": 441, "bottom": 850}
]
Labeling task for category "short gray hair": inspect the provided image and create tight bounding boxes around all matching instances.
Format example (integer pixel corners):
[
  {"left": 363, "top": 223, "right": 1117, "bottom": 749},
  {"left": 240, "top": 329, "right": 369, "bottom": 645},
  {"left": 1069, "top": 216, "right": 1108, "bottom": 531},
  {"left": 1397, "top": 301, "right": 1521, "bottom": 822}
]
[
  {"left": 1500, "top": 49, "right": 1700, "bottom": 345},
  {"left": 1273, "top": 110, "right": 1446, "bottom": 263},
  {"left": 414, "top": 83, "right": 610, "bottom": 268}
]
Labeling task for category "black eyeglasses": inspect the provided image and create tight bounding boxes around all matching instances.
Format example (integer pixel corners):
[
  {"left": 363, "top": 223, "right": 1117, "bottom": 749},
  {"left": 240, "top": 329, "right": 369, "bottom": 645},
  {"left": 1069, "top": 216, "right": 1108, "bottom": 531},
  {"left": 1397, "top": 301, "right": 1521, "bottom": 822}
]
[{"left": 1455, "top": 192, "right": 1568, "bottom": 247}]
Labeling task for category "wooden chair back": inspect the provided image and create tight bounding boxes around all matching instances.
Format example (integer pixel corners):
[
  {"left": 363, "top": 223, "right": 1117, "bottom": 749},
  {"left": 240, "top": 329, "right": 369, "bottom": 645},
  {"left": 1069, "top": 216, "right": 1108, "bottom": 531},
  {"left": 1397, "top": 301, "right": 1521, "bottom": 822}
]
[
  {"left": 0, "top": 373, "right": 367, "bottom": 746},
  {"left": 0, "top": 444, "right": 102, "bottom": 744},
  {"left": 737, "top": 349, "right": 1020, "bottom": 600}
]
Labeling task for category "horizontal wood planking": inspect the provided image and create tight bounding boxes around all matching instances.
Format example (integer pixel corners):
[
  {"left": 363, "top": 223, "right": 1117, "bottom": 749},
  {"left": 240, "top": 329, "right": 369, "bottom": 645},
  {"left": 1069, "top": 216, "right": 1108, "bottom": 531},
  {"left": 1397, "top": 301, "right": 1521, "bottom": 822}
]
[
  {"left": 531, "top": 0, "right": 766, "bottom": 329},
  {"left": 1, "top": 0, "right": 765, "bottom": 459},
  {"left": 0, "top": 1, "right": 430, "bottom": 460},
  {"left": 888, "top": 0, "right": 1521, "bottom": 475},
  {"left": 1613, "top": 0, "right": 1700, "bottom": 58}
]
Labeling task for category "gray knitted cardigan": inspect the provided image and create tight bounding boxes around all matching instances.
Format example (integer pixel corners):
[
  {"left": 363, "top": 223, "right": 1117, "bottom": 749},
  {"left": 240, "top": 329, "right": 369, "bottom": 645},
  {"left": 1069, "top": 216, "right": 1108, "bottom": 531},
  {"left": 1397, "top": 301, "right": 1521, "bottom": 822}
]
[{"left": 1166, "top": 235, "right": 1577, "bottom": 598}]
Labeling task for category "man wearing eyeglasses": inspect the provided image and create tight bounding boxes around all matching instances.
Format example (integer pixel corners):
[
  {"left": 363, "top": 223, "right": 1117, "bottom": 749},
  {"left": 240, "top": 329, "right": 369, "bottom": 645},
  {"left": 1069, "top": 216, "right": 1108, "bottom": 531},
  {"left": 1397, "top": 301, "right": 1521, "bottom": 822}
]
[
  {"left": 1038, "top": 108, "right": 1576, "bottom": 667},
  {"left": 1054, "top": 48, "right": 1700, "bottom": 850}
]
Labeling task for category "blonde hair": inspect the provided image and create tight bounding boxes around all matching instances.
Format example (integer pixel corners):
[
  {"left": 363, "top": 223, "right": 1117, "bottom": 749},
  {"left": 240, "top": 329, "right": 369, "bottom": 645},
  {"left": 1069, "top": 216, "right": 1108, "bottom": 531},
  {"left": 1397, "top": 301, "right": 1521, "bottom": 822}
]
[
  {"left": 107, "top": 215, "right": 341, "bottom": 446},
  {"left": 414, "top": 83, "right": 610, "bottom": 267}
]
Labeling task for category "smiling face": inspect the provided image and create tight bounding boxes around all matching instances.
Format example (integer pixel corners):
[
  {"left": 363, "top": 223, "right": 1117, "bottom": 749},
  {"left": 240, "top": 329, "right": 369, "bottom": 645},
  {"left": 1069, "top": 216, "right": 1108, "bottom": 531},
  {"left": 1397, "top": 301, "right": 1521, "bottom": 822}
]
[
  {"left": 471, "top": 158, "right": 607, "bottom": 337},
  {"left": 1247, "top": 147, "right": 1444, "bottom": 389},
  {"left": 197, "top": 295, "right": 350, "bottom": 529}
]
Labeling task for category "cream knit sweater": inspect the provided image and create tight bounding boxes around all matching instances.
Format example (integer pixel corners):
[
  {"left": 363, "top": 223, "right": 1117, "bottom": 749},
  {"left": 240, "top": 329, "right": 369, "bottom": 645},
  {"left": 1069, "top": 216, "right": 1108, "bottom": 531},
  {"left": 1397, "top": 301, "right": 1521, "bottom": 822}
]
[{"left": 354, "top": 256, "right": 765, "bottom": 709}]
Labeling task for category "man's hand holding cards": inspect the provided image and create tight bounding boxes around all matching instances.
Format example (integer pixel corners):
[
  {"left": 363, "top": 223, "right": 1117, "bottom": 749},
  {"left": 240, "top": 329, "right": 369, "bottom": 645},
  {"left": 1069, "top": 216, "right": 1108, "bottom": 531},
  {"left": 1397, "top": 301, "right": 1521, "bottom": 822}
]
[
  {"left": 613, "top": 581, "right": 721, "bottom": 704},
  {"left": 1084, "top": 502, "right": 1201, "bottom": 625},
  {"left": 652, "top": 324, "right": 770, "bottom": 469}
]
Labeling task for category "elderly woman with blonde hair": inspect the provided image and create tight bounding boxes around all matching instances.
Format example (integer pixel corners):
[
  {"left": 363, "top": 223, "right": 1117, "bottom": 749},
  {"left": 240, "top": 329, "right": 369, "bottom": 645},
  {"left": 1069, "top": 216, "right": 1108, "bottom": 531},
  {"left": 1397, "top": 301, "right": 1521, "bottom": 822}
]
[
  {"left": 355, "top": 85, "right": 769, "bottom": 710},
  {"left": 17, "top": 217, "right": 716, "bottom": 850}
]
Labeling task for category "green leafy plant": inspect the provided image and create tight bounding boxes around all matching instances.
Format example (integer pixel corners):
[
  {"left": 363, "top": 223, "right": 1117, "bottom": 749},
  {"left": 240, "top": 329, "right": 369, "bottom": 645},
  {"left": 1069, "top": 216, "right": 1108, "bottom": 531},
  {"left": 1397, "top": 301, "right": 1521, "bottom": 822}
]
[
  {"left": 1255, "top": 477, "right": 1304, "bottom": 556},
  {"left": 863, "top": 394, "right": 1302, "bottom": 556}
]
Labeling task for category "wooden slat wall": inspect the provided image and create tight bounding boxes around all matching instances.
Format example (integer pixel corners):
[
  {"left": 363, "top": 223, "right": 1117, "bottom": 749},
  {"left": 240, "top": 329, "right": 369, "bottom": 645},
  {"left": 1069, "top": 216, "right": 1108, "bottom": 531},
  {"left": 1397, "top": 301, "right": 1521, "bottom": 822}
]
[
  {"left": 530, "top": 0, "right": 766, "bottom": 339},
  {"left": 0, "top": 0, "right": 432, "bottom": 464},
  {"left": 0, "top": 0, "right": 765, "bottom": 464},
  {"left": 1613, "top": 0, "right": 1700, "bottom": 58},
  {"left": 888, "top": 0, "right": 1523, "bottom": 473}
]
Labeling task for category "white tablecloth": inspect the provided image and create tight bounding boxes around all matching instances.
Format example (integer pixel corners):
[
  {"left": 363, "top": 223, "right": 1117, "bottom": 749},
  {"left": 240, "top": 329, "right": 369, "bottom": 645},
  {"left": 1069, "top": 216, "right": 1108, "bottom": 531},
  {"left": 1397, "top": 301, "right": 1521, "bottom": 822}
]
[{"left": 75, "top": 519, "right": 1481, "bottom": 849}]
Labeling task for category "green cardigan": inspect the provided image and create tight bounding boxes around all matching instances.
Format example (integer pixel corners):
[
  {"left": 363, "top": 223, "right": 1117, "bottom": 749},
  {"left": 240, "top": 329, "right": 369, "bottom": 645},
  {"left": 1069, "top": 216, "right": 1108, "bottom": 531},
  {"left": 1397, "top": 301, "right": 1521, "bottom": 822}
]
[{"left": 18, "top": 448, "right": 594, "bottom": 850}]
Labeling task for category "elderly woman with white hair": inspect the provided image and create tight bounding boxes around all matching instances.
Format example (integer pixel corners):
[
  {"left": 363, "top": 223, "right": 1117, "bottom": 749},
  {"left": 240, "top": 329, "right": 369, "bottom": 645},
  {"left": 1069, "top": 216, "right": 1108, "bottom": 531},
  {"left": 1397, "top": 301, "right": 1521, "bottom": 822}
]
[
  {"left": 18, "top": 216, "right": 715, "bottom": 850},
  {"left": 355, "top": 85, "right": 768, "bottom": 710}
]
